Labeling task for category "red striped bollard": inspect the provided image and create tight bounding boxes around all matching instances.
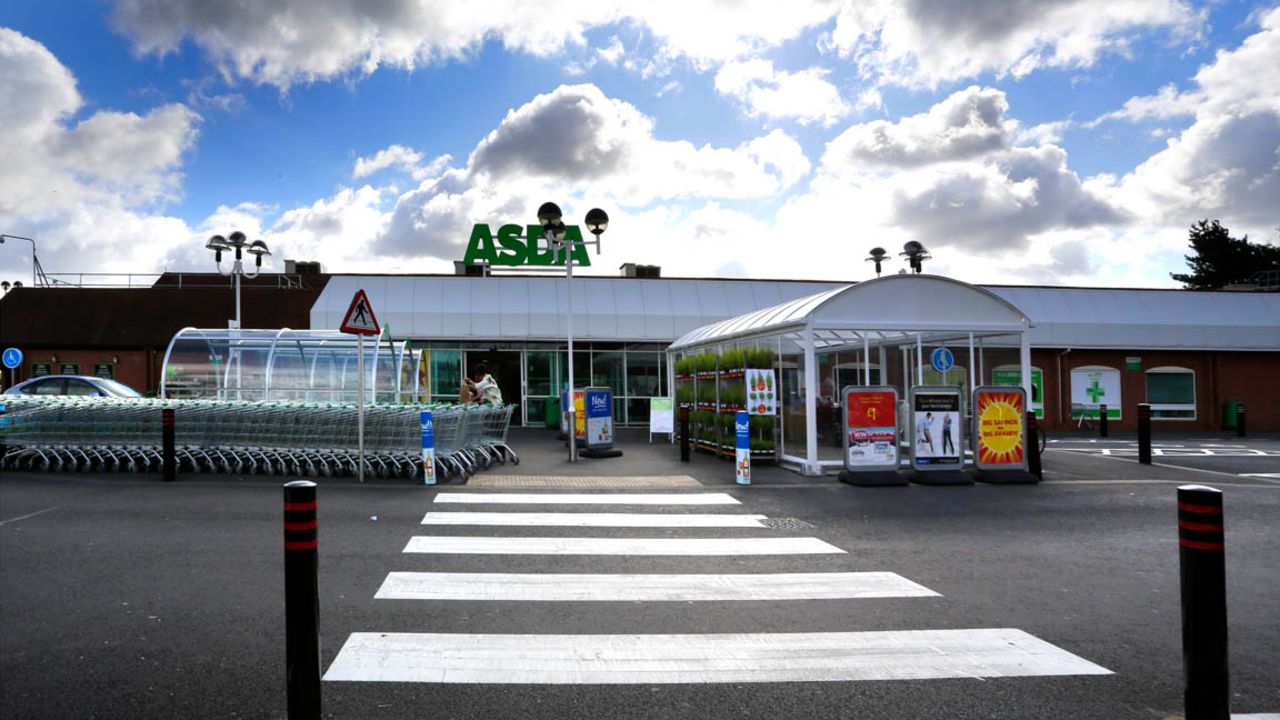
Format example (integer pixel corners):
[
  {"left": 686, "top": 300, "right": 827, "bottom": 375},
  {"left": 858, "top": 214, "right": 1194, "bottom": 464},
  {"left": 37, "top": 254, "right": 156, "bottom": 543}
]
[
  {"left": 283, "top": 480, "right": 321, "bottom": 719},
  {"left": 1177, "top": 485, "right": 1229, "bottom": 720}
]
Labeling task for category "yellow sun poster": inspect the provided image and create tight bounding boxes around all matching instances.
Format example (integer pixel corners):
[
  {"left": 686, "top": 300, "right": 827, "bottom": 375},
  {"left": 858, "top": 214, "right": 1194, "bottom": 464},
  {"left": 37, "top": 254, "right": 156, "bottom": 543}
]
[{"left": 975, "top": 388, "right": 1025, "bottom": 468}]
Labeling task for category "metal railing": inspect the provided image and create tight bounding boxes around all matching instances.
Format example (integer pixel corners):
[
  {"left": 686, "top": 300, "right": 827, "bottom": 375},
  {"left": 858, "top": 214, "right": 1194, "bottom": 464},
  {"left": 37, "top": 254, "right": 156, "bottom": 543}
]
[{"left": 38, "top": 273, "right": 307, "bottom": 289}]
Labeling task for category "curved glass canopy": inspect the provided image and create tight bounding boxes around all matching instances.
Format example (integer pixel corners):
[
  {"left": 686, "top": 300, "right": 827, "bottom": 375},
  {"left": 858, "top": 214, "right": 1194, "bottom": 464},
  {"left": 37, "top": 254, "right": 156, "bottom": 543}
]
[{"left": 160, "top": 327, "right": 420, "bottom": 403}]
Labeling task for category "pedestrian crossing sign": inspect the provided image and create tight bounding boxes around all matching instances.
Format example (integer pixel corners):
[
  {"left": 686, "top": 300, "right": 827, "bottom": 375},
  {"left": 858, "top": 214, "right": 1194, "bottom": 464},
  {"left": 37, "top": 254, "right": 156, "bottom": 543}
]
[{"left": 340, "top": 289, "right": 380, "bottom": 335}]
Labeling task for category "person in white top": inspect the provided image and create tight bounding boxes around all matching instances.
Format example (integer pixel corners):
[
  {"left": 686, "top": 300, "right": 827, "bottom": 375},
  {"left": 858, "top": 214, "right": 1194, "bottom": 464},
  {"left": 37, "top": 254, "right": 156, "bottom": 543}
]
[{"left": 465, "top": 362, "right": 503, "bottom": 406}]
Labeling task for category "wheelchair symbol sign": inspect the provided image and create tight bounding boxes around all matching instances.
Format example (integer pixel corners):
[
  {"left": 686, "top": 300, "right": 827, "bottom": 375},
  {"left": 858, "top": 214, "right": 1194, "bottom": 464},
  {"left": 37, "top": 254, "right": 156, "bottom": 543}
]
[
  {"left": 2, "top": 347, "right": 22, "bottom": 370},
  {"left": 930, "top": 347, "right": 954, "bottom": 373}
]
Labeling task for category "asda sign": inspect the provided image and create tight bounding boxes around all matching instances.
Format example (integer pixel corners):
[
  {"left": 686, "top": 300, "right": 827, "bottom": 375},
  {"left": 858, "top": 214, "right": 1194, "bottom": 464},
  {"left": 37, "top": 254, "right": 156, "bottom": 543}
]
[{"left": 463, "top": 224, "right": 591, "bottom": 267}]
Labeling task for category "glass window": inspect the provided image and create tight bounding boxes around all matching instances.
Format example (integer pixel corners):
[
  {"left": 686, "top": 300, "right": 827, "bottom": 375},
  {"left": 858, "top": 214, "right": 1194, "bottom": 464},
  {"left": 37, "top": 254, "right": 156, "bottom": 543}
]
[
  {"left": 627, "top": 397, "right": 651, "bottom": 425},
  {"left": 29, "top": 379, "right": 65, "bottom": 395},
  {"left": 1147, "top": 368, "right": 1196, "bottom": 419},
  {"left": 65, "top": 379, "right": 100, "bottom": 396},
  {"left": 525, "top": 352, "right": 555, "bottom": 397},
  {"left": 626, "top": 352, "right": 662, "bottom": 397},
  {"left": 592, "top": 351, "right": 625, "bottom": 393},
  {"left": 429, "top": 350, "right": 462, "bottom": 398}
]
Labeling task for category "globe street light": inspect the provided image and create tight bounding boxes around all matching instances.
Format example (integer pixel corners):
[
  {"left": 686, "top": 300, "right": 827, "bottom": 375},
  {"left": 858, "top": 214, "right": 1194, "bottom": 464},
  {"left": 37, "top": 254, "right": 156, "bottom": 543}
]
[
  {"left": 207, "top": 231, "right": 271, "bottom": 328},
  {"left": 538, "top": 202, "right": 608, "bottom": 462}
]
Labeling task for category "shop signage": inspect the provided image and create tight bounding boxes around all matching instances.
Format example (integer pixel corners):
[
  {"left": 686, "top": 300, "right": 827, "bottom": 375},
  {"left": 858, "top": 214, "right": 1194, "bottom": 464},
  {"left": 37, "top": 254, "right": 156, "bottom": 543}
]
[
  {"left": 973, "top": 387, "right": 1027, "bottom": 470},
  {"left": 93, "top": 363, "right": 114, "bottom": 380},
  {"left": 991, "top": 367, "right": 1043, "bottom": 419},
  {"left": 32, "top": 363, "right": 51, "bottom": 377},
  {"left": 649, "top": 397, "right": 673, "bottom": 437},
  {"left": 910, "top": 386, "right": 963, "bottom": 469},
  {"left": 463, "top": 224, "right": 591, "bottom": 267},
  {"left": 745, "top": 368, "right": 776, "bottom": 415},
  {"left": 59, "top": 363, "right": 80, "bottom": 375},
  {"left": 420, "top": 410, "right": 436, "bottom": 485},
  {"left": 1070, "top": 367, "right": 1122, "bottom": 419},
  {"left": 735, "top": 411, "right": 751, "bottom": 485},
  {"left": 585, "top": 387, "right": 614, "bottom": 449},
  {"left": 843, "top": 386, "right": 899, "bottom": 471}
]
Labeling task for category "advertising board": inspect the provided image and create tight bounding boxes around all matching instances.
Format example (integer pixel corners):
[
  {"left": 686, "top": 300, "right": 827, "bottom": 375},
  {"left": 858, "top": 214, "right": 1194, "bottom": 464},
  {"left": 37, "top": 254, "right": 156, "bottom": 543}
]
[
  {"left": 420, "top": 410, "right": 436, "bottom": 485},
  {"left": 649, "top": 397, "right": 674, "bottom": 436},
  {"left": 745, "top": 369, "right": 776, "bottom": 416},
  {"left": 842, "top": 386, "right": 899, "bottom": 472},
  {"left": 584, "top": 387, "right": 614, "bottom": 449},
  {"left": 559, "top": 389, "right": 587, "bottom": 440},
  {"left": 973, "top": 387, "right": 1027, "bottom": 471},
  {"left": 910, "top": 386, "right": 963, "bottom": 469},
  {"left": 735, "top": 411, "right": 751, "bottom": 485}
]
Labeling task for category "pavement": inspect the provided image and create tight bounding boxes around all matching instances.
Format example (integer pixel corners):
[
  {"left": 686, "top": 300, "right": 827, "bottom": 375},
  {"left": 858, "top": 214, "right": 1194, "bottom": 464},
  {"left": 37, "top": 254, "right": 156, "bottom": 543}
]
[{"left": 2, "top": 427, "right": 1278, "bottom": 719}]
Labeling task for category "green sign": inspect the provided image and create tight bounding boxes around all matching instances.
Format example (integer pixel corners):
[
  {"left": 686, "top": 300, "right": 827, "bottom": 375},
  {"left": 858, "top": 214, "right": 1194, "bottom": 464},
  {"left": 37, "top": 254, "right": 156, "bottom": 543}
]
[
  {"left": 32, "top": 363, "right": 51, "bottom": 377},
  {"left": 93, "top": 363, "right": 115, "bottom": 379},
  {"left": 463, "top": 224, "right": 591, "bottom": 267},
  {"left": 59, "top": 363, "right": 80, "bottom": 375},
  {"left": 992, "top": 367, "right": 1044, "bottom": 419}
]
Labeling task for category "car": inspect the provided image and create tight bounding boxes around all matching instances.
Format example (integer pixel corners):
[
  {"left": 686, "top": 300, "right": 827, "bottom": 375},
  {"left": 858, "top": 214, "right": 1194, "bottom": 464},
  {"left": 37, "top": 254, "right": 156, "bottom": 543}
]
[{"left": 4, "top": 375, "right": 143, "bottom": 398}]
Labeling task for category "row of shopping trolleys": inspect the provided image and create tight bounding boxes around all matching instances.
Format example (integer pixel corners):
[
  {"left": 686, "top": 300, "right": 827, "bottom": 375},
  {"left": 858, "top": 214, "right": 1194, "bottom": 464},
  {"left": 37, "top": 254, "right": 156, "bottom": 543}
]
[{"left": 0, "top": 396, "right": 515, "bottom": 479}]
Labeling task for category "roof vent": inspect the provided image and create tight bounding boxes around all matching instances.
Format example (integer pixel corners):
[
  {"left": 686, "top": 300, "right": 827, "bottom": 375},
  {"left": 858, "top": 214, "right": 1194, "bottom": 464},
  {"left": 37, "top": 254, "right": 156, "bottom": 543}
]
[
  {"left": 455, "top": 261, "right": 490, "bottom": 277},
  {"left": 620, "top": 263, "right": 661, "bottom": 278},
  {"left": 284, "top": 260, "right": 324, "bottom": 274}
]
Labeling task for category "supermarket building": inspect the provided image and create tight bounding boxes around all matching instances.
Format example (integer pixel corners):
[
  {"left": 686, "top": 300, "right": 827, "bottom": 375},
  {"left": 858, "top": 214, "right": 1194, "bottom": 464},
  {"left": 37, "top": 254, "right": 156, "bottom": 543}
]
[{"left": 2, "top": 267, "right": 1278, "bottom": 434}]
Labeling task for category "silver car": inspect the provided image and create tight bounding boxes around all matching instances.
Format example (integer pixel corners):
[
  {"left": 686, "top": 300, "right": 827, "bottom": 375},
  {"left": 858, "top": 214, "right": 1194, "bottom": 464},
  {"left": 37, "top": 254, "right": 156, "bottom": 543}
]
[{"left": 4, "top": 375, "right": 142, "bottom": 398}]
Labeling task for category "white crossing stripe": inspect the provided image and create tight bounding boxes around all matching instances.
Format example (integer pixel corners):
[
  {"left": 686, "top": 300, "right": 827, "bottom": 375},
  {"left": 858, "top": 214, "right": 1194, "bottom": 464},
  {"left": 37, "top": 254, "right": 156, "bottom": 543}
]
[
  {"left": 422, "top": 512, "right": 769, "bottom": 527},
  {"left": 434, "top": 492, "right": 741, "bottom": 505},
  {"left": 374, "top": 571, "right": 935, "bottom": 601},
  {"left": 323, "top": 628, "right": 1111, "bottom": 684},
  {"left": 403, "top": 536, "right": 845, "bottom": 556}
]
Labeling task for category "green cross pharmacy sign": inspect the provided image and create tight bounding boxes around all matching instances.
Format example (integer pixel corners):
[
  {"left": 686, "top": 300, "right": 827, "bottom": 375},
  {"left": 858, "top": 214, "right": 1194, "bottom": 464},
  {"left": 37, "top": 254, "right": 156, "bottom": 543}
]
[{"left": 1070, "top": 367, "right": 1122, "bottom": 419}]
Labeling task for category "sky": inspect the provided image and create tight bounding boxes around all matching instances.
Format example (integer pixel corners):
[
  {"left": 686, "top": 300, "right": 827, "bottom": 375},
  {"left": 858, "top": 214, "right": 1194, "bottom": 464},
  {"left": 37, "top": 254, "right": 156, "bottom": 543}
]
[{"left": 1, "top": 0, "right": 1278, "bottom": 288}]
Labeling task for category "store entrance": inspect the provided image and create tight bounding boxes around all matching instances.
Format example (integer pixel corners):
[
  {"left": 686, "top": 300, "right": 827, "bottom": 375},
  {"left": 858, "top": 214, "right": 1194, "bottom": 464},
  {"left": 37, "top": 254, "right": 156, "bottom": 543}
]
[{"left": 464, "top": 350, "right": 524, "bottom": 425}]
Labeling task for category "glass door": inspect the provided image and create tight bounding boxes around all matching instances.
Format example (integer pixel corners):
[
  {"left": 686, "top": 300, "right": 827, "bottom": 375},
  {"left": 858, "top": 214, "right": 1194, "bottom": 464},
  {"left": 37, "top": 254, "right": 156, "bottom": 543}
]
[{"left": 525, "top": 351, "right": 557, "bottom": 428}]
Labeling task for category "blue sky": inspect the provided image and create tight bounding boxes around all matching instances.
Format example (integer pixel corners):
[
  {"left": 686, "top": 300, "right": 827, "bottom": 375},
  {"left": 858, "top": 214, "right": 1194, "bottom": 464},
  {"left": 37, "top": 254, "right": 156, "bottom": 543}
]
[{"left": 1, "top": 1, "right": 1277, "bottom": 287}]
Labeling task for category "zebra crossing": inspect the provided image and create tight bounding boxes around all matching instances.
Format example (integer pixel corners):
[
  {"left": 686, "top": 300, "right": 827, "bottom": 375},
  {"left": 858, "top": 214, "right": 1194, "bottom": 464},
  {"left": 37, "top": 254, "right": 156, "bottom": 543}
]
[{"left": 324, "top": 489, "right": 1111, "bottom": 686}]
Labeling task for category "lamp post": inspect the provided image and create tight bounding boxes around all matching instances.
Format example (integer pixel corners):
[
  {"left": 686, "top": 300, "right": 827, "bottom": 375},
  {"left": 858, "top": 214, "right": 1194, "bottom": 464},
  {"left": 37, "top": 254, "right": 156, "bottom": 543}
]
[
  {"left": 899, "top": 241, "right": 931, "bottom": 273},
  {"left": 206, "top": 231, "right": 271, "bottom": 329},
  {"left": 537, "top": 203, "right": 608, "bottom": 462},
  {"left": 0, "top": 234, "right": 43, "bottom": 287}
]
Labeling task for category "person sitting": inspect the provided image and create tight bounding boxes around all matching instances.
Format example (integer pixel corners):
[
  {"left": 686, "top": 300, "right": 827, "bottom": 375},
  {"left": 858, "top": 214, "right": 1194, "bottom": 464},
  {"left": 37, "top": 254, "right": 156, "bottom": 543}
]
[{"left": 464, "top": 362, "right": 503, "bottom": 407}]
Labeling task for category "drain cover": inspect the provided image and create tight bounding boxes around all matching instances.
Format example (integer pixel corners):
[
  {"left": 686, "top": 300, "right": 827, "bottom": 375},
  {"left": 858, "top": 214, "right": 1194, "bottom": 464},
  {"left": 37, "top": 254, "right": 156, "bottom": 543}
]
[{"left": 760, "top": 517, "right": 814, "bottom": 530}]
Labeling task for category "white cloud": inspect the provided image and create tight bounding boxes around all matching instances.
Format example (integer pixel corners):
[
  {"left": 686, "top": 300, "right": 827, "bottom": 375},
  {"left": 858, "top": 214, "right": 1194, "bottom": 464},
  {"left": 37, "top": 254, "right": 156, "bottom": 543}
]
[
  {"left": 829, "top": 0, "right": 1200, "bottom": 88},
  {"left": 353, "top": 144, "right": 423, "bottom": 178},
  {"left": 714, "top": 59, "right": 851, "bottom": 127}
]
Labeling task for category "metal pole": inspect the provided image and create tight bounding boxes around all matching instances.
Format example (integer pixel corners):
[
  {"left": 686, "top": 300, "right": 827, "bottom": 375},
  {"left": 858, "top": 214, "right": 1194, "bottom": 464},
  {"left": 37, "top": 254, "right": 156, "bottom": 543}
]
[
  {"left": 1138, "top": 403, "right": 1152, "bottom": 465},
  {"left": 566, "top": 235, "right": 577, "bottom": 463},
  {"left": 283, "top": 480, "right": 321, "bottom": 720},
  {"left": 234, "top": 261, "right": 242, "bottom": 329},
  {"left": 357, "top": 334, "right": 365, "bottom": 483},
  {"left": 162, "top": 407, "right": 176, "bottom": 481},
  {"left": 1177, "top": 484, "right": 1229, "bottom": 720}
]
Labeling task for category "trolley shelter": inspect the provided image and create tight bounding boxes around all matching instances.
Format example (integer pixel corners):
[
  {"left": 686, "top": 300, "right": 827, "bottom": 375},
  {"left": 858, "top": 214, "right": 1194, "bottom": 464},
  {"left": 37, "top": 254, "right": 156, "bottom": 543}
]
[
  {"left": 667, "top": 275, "right": 1034, "bottom": 476},
  {"left": 160, "top": 327, "right": 419, "bottom": 403}
]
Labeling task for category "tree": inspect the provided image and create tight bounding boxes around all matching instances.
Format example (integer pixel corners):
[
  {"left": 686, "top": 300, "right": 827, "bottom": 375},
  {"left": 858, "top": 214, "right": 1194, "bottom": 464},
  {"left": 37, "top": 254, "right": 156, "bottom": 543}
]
[{"left": 1171, "top": 219, "right": 1280, "bottom": 289}]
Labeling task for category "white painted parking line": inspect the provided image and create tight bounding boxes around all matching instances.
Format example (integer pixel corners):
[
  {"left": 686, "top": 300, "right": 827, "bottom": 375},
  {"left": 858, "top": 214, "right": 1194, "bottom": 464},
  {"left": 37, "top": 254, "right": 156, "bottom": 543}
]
[
  {"left": 374, "top": 571, "right": 934, "bottom": 601},
  {"left": 323, "top": 628, "right": 1111, "bottom": 684},
  {"left": 1233, "top": 715, "right": 1280, "bottom": 719},
  {"left": 1240, "top": 473, "right": 1280, "bottom": 479},
  {"left": 403, "top": 536, "right": 845, "bottom": 555},
  {"left": 421, "top": 512, "right": 769, "bottom": 527},
  {"left": 434, "top": 493, "right": 740, "bottom": 505}
]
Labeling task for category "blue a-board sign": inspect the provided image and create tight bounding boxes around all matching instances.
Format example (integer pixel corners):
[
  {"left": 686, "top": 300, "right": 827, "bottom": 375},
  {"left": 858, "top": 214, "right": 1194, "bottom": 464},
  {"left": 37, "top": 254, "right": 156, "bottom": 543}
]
[
  {"left": 420, "top": 410, "right": 436, "bottom": 485},
  {"left": 2, "top": 348, "right": 22, "bottom": 370},
  {"left": 735, "top": 411, "right": 751, "bottom": 485},
  {"left": 584, "top": 387, "right": 614, "bottom": 449},
  {"left": 930, "top": 347, "right": 954, "bottom": 373}
]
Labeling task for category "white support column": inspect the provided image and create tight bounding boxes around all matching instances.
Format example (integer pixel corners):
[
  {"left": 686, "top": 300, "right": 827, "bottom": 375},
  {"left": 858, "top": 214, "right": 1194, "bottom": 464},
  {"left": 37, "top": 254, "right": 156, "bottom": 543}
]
[
  {"left": 978, "top": 337, "right": 985, "bottom": 384},
  {"left": 1019, "top": 329, "right": 1033, "bottom": 399},
  {"left": 863, "top": 334, "right": 870, "bottom": 386},
  {"left": 803, "top": 321, "right": 819, "bottom": 475},
  {"left": 916, "top": 334, "right": 924, "bottom": 385},
  {"left": 879, "top": 345, "right": 887, "bottom": 387},
  {"left": 968, "top": 333, "right": 976, "bottom": 395}
]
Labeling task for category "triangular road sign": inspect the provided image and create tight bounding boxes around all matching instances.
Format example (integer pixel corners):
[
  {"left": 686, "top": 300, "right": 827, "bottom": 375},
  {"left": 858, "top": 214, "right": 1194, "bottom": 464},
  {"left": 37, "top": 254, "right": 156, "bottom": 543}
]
[{"left": 340, "top": 289, "right": 381, "bottom": 335}]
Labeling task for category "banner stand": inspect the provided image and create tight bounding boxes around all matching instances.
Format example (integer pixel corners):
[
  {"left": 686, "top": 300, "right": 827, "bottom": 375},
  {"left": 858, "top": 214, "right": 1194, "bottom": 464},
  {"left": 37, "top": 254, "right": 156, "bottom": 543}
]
[
  {"left": 838, "top": 386, "right": 907, "bottom": 487},
  {"left": 971, "top": 385, "right": 1039, "bottom": 485},
  {"left": 908, "top": 385, "right": 973, "bottom": 486},
  {"left": 579, "top": 386, "right": 624, "bottom": 459}
]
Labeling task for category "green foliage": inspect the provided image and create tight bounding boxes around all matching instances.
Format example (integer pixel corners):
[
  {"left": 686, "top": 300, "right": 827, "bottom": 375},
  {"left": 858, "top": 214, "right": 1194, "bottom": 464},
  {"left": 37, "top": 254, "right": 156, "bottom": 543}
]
[{"left": 1171, "top": 219, "right": 1280, "bottom": 289}]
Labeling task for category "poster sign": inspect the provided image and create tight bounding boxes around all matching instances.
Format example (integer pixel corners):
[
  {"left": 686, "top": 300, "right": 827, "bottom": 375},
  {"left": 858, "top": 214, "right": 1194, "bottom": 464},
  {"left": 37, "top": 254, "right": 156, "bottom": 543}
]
[
  {"left": 1070, "top": 367, "right": 1122, "bottom": 419},
  {"left": 973, "top": 387, "right": 1027, "bottom": 470},
  {"left": 745, "top": 368, "right": 776, "bottom": 416},
  {"left": 59, "top": 363, "right": 80, "bottom": 375},
  {"left": 649, "top": 397, "right": 674, "bottom": 435},
  {"left": 843, "top": 386, "right": 899, "bottom": 471},
  {"left": 911, "top": 386, "right": 963, "bottom": 469},
  {"left": 32, "top": 363, "right": 51, "bottom": 377},
  {"left": 420, "top": 410, "right": 436, "bottom": 485},
  {"left": 584, "top": 387, "right": 614, "bottom": 449},
  {"left": 991, "top": 367, "right": 1043, "bottom": 419},
  {"left": 560, "top": 390, "right": 587, "bottom": 439},
  {"left": 93, "top": 363, "right": 114, "bottom": 380},
  {"left": 418, "top": 349, "right": 430, "bottom": 402},
  {"left": 735, "top": 411, "right": 751, "bottom": 485}
]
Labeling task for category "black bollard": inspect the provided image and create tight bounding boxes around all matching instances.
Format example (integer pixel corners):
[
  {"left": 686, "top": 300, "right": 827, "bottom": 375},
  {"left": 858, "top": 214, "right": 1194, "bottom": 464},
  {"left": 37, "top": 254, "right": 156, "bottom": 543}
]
[
  {"left": 1099, "top": 404, "right": 1109, "bottom": 437},
  {"left": 1177, "top": 485, "right": 1230, "bottom": 720},
  {"left": 1138, "top": 403, "right": 1152, "bottom": 465},
  {"left": 1026, "top": 411, "right": 1042, "bottom": 480},
  {"left": 1235, "top": 404, "right": 1245, "bottom": 438},
  {"left": 284, "top": 481, "right": 321, "bottom": 720},
  {"left": 162, "top": 407, "right": 176, "bottom": 481},
  {"left": 0, "top": 402, "right": 7, "bottom": 461},
  {"left": 679, "top": 405, "right": 690, "bottom": 463}
]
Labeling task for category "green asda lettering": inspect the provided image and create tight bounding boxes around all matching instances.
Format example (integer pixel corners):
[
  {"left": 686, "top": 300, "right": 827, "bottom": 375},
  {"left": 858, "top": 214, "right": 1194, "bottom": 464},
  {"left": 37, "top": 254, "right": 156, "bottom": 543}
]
[{"left": 463, "top": 224, "right": 591, "bottom": 267}]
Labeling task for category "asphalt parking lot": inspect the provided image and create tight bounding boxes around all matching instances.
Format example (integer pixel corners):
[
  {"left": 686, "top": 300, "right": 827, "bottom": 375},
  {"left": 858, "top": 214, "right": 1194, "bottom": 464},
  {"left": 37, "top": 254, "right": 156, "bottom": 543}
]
[{"left": 2, "top": 428, "right": 1277, "bottom": 720}]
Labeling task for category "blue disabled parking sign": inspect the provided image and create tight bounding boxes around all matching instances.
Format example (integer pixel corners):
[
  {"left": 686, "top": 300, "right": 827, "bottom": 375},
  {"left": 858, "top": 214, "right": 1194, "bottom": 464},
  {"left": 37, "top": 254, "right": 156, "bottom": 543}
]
[
  {"left": 930, "top": 347, "right": 954, "bottom": 374},
  {"left": 2, "top": 347, "right": 22, "bottom": 370}
]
